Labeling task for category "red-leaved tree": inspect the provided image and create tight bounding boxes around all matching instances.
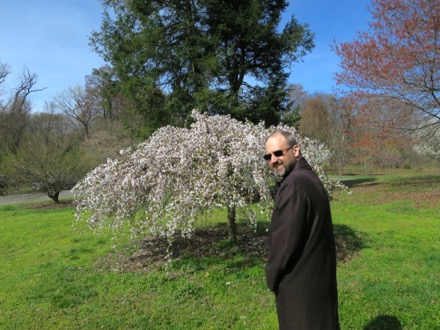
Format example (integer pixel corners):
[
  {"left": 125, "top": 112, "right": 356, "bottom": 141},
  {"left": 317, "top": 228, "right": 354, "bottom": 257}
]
[{"left": 334, "top": 0, "right": 440, "bottom": 131}]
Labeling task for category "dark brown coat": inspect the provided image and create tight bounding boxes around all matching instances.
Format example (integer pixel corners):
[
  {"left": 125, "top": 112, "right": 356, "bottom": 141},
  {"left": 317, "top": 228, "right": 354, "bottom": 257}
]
[{"left": 265, "top": 156, "right": 339, "bottom": 329}]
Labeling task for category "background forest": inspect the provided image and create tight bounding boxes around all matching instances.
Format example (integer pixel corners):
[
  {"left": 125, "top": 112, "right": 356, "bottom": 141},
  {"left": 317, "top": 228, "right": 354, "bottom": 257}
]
[{"left": 0, "top": 0, "right": 439, "bottom": 200}]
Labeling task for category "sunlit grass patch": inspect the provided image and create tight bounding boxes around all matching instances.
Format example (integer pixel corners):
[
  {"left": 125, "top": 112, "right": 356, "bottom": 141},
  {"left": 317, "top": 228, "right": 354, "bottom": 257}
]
[{"left": 332, "top": 173, "right": 440, "bottom": 329}]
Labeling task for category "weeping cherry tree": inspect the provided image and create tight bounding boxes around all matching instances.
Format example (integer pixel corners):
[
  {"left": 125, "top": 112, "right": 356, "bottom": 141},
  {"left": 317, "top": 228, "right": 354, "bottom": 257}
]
[{"left": 73, "top": 110, "right": 344, "bottom": 247}]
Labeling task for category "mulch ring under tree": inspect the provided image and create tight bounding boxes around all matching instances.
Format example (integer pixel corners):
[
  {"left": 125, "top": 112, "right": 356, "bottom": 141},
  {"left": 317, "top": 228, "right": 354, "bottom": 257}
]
[{"left": 96, "top": 222, "right": 361, "bottom": 274}]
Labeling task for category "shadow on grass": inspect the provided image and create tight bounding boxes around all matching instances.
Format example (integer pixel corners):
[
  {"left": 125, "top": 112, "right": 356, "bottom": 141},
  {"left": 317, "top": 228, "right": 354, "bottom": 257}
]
[
  {"left": 100, "top": 222, "right": 365, "bottom": 273},
  {"left": 363, "top": 315, "right": 402, "bottom": 330},
  {"left": 333, "top": 224, "right": 366, "bottom": 263},
  {"left": 340, "top": 173, "right": 440, "bottom": 189},
  {"left": 340, "top": 177, "right": 378, "bottom": 188}
]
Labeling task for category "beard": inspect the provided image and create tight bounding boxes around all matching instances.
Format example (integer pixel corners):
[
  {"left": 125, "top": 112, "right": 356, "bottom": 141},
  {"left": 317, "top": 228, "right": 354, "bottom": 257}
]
[
  {"left": 271, "top": 158, "right": 296, "bottom": 177},
  {"left": 272, "top": 164, "right": 287, "bottom": 177}
]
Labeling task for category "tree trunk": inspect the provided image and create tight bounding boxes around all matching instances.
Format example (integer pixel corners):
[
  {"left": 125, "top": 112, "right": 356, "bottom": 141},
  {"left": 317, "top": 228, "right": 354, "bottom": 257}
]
[
  {"left": 227, "top": 205, "right": 237, "bottom": 243},
  {"left": 48, "top": 191, "right": 60, "bottom": 203}
]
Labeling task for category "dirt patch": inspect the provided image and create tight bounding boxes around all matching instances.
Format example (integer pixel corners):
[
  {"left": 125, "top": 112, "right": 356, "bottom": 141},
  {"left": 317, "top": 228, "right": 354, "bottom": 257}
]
[
  {"left": 96, "top": 224, "right": 358, "bottom": 273},
  {"left": 97, "top": 226, "right": 268, "bottom": 273}
]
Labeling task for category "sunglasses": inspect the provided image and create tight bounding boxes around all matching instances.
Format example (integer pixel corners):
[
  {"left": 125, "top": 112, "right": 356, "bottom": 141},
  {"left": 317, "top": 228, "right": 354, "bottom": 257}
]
[{"left": 263, "top": 146, "right": 293, "bottom": 161}]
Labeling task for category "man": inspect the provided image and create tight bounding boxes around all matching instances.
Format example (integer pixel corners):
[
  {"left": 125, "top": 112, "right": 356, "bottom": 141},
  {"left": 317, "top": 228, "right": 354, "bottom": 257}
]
[{"left": 264, "top": 130, "right": 339, "bottom": 329}]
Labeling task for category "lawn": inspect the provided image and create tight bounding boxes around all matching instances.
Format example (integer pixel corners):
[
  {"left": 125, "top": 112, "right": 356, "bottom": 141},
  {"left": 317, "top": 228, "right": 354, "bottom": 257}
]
[{"left": 0, "top": 174, "right": 439, "bottom": 329}]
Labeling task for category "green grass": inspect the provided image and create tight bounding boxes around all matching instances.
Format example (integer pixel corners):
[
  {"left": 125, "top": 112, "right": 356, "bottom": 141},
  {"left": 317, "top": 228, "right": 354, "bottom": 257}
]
[
  {"left": 0, "top": 174, "right": 439, "bottom": 329},
  {"left": 0, "top": 203, "right": 276, "bottom": 329},
  {"left": 333, "top": 174, "right": 440, "bottom": 329}
]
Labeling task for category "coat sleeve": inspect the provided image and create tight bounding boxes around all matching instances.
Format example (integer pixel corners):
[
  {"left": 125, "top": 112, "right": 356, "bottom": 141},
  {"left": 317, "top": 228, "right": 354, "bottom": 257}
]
[{"left": 265, "top": 181, "right": 308, "bottom": 292}]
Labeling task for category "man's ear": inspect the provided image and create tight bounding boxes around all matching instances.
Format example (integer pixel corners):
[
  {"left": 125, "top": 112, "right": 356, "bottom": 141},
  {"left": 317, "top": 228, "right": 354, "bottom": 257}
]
[{"left": 293, "top": 144, "right": 300, "bottom": 158}]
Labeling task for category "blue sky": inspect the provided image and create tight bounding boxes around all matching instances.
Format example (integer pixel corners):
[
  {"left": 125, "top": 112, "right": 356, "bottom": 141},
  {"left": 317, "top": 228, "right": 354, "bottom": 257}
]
[
  {"left": 1, "top": 0, "right": 372, "bottom": 112},
  {"left": 287, "top": 0, "right": 372, "bottom": 93}
]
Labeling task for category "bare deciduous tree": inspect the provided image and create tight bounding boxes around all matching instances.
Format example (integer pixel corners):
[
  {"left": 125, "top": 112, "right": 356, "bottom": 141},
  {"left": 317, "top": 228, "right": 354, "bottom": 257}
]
[
  {"left": 9, "top": 110, "right": 94, "bottom": 203},
  {"left": 52, "top": 85, "right": 101, "bottom": 139},
  {"left": 282, "top": 84, "right": 309, "bottom": 127},
  {"left": 0, "top": 61, "right": 10, "bottom": 87},
  {"left": 86, "top": 66, "right": 130, "bottom": 122},
  {"left": 0, "top": 68, "right": 45, "bottom": 154}
]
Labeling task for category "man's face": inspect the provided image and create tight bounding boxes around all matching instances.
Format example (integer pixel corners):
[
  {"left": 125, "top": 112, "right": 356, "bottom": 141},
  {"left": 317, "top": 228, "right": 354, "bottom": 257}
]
[{"left": 265, "top": 134, "right": 299, "bottom": 177}]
